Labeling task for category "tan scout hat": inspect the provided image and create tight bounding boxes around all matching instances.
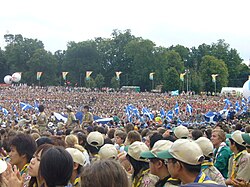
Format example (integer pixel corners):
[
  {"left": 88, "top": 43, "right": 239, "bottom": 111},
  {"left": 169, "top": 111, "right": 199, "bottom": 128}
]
[
  {"left": 140, "top": 140, "right": 173, "bottom": 159},
  {"left": 125, "top": 141, "right": 149, "bottom": 162},
  {"left": 174, "top": 125, "right": 189, "bottom": 139},
  {"left": 87, "top": 131, "right": 104, "bottom": 147},
  {"left": 195, "top": 137, "right": 214, "bottom": 158},
  {"left": 230, "top": 130, "right": 246, "bottom": 146},
  {"left": 99, "top": 144, "right": 118, "bottom": 160},
  {"left": 66, "top": 147, "right": 87, "bottom": 166},
  {"left": 157, "top": 139, "right": 204, "bottom": 165}
]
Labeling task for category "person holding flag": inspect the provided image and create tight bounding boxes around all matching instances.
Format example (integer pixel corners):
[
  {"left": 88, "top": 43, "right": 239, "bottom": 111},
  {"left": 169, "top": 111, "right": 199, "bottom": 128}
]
[{"left": 37, "top": 105, "right": 48, "bottom": 132}]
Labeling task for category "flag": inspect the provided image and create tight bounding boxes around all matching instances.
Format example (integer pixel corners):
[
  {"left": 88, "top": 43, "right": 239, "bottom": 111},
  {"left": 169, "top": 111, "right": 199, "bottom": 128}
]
[
  {"left": 223, "top": 98, "right": 232, "bottom": 109},
  {"left": 142, "top": 107, "right": 154, "bottom": 120},
  {"left": 242, "top": 105, "right": 248, "bottom": 114},
  {"left": 125, "top": 106, "right": 132, "bottom": 122},
  {"left": 211, "top": 74, "right": 218, "bottom": 83},
  {"left": 0, "top": 107, "right": 9, "bottom": 116},
  {"left": 12, "top": 105, "right": 18, "bottom": 116},
  {"left": 242, "top": 98, "right": 246, "bottom": 107},
  {"left": 149, "top": 73, "right": 155, "bottom": 81},
  {"left": 171, "top": 90, "right": 179, "bottom": 96},
  {"left": 235, "top": 101, "right": 241, "bottom": 113},
  {"left": 174, "top": 102, "right": 179, "bottom": 115},
  {"left": 180, "top": 72, "right": 186, "bottom": 81},
  {"left": 37, "top": 72, "right": 43, "bottom": 81},
  {"left": 186, "top": 104, "right": 193, "bottom": 115},
  {"left": 20, "top": 102, "right": 33, "bottom": 110},
  {"left": 166, "top": 110, "right": 173, "bottom": 121},
  {"left": 54, "top": 112, "right": 67, "bottom": 123},
  {"left": 115, "top": 71, "right": 122, "bottom": 80},
  {"left": 86, "top": 71, "right": 93, "bottom": 80},
  {"left": 34, "top": 100, "right": 39, "bottom": 112},
  {"left": 204, "top": 111, "right": 219, "bottom": 124},
  {"left": 62, "top": 72, "right": 69, "bottom": 80},
  {"left": 160, "top": 108, "right": 166, "bottom": 119}
]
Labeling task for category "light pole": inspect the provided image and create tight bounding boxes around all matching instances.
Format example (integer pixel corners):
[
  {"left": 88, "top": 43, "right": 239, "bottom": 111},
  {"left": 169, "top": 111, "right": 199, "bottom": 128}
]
[{"left": 185, "top": 69, "right": 190, "bottom": 93}]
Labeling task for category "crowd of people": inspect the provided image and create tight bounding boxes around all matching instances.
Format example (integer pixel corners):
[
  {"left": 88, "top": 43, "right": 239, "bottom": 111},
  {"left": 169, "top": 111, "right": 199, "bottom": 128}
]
[{"left": 0, "top": 85, "right": 249, "bottom": 187}]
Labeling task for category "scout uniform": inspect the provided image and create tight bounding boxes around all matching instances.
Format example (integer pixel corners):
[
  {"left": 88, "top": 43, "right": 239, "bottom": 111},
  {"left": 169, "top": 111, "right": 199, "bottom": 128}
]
[
  {"left": 37, "top": 111, "right": 47, "bottom": 132},
  {"left": 66, "top": 111, "right": 76, "bottom": 129},
  {"left": 132, "top": 168, "right": 158, "bottom": 187},
  {"left": 228, "top": 131, "right": 250, "bottom": 182}
]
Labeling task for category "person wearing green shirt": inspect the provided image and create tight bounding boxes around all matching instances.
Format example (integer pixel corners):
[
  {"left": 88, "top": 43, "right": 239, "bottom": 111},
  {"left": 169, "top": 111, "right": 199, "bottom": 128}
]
[{"left": 211, "top": 129, "right": 232, "bottom": 178}]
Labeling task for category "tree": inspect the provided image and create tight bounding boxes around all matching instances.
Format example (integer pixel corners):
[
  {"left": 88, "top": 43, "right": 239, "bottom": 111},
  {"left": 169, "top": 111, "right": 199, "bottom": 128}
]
[
  {"left": 111, "top": 76, "right": 120, "bottom": 89},
  {"left": 0, "top": 48, "right": 8, "bottom": 82},
  {"left": 95, "top": 73, "right": 105, "bottom": 89},
  {"left": 85, "top": 78, "right": 96, "bottom": 88},
  {"left": 162, "top": 67, "right": 180, "bottom": 92},
  {"left": 200, "top": 55, "right": 228, "bottom": 91}
]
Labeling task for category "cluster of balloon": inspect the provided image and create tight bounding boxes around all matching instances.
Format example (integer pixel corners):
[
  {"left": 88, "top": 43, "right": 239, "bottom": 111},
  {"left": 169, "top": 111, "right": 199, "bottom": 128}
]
[
  {"left": 242, "top": 79, "right": 250, "bottom": 99},
  {"left": 4, "top": 73, "right": 22, "bottom": 84}
]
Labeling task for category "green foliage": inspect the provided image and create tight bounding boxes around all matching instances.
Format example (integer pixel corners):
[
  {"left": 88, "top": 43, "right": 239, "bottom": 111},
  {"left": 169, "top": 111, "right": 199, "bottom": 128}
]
[{"left": 0, "top": 32, "right": 248, "bottom": 93}]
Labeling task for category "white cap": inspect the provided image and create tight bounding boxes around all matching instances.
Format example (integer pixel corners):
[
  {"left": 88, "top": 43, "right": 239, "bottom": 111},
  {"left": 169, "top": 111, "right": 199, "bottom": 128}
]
[{"left": 99, "top": 144, "right": 118, "bottom": 159}]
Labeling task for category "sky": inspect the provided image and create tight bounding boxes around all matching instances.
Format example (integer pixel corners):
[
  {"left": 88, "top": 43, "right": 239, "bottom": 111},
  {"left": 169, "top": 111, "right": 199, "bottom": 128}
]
[{"left": 0, "top": 0, "right": 249, "bottom": 64}]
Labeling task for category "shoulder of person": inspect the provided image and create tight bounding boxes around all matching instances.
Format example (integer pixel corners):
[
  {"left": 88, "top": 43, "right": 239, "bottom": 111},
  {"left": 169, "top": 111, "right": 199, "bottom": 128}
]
[{"left": 141, "top": 173, "right": 158, "bottom": 186}]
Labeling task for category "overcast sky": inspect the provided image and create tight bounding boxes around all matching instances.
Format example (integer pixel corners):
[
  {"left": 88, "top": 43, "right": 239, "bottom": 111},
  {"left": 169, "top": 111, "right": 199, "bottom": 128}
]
[{"left": 0, "top": 0, "right": 249, "bottom": 64}]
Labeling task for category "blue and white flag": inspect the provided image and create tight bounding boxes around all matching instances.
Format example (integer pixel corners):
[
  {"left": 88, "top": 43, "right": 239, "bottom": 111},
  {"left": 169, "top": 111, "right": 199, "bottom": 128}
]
[
  {"left": 174, "top": 102, "right": 179, "bottom": 115},
  {"left": 0, "top": 107, "right": 9, "bottom": 116},
  {"left": 34, "top": 100, "right": 39, "bottom": 112},
  {"left": 186, "top": 104, "right": 193, "bottom": 115},
  {"left": 54, "top": 112, "right": 67, "bottom": 123},
  {"left": 142, "top": 107, "right": 154, "bottom": 120},
  {"left": 204, "top": 111, "right": 218, "bottom": 124},
  {"left": 20, "top": 102, "right": 33, "bottom": 111},
  {"left": 235, "top": 101, "right": 241, "bottom": 113},
  {"left": 242, "top": 98, "right": 246, "bottom": 107},
  {"left": 125, "top": 106, "right": 133, "bottom": 122},
  {"left": 171, "top": 90, "right": 179, "bottom": 96},
  {"left": 166, "top": 110, "right": 173, "bottom": 121},
  {"left": 160, "top": 108, "right": 166, "bottom": 119},
  {"left": 128, "top": 104, "right": 140, "bottom": 117}
]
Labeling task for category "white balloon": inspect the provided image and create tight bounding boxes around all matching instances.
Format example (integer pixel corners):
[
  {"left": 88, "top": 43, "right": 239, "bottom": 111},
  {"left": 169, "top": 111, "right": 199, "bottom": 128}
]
[
  {"left": 4, "top": 75, "right": 12, "bottom": 84},
  {"left": 243, "top": 79, "right": 250, "bottom": 99},
  {"left": 12, "top": 72, "right": 21, "bottom": 82}
]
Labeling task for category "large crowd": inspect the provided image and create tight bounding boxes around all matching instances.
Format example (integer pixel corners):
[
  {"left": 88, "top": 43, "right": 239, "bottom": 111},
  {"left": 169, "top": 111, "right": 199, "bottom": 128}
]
[{"left": 0, "top": 85, "right": 249, "bottom": 187}]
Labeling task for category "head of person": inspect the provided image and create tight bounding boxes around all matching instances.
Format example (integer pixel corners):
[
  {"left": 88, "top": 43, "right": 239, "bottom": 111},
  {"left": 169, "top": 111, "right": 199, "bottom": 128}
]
[
  {"left": 65, "top": 134, "right": 79, "bottom": 147},
  {"left": 124, "top": 130, "right": 142, "bottom": 146},
  {"left": 229, "top": 130, "right": 246, "bottom": 153},
  {"left": 125, "top": 123, "right": 134, "bottom": 133},
  {"left": 157, "top": 139, "right": 204, "bottom": 183},
  {"left": 211, "top": 129, "right": 226, "bottom": 148},
  {"left": 174, "top": 125, "right": 189, "bottom": 139},
  {"left": 149, "top": 132, "right": 163, "bottom": 149},
  {"left": 9, "top": 133, "right": 37, "bottom": 168},
  {"left": 195, "top": 137, "right": 214, "bottom": 160},
  {"left": 66, "top": 105, "right": 73, "bottom": 112},
  {"left": 38, "top": 105, "right": 45, "bottom": 113},
  {"left": 140, "top": 140, "right": 173, "bottom": 177},
  {"left": 125, "top": 141, "right": 149, "bottom": 179},
  {"left": 39, "top": 146, "right": 73, "bottom": 187},
  {"left": 99, "top": 144, "right": 118, "bottom": 160},
  {"left": 86, "top": 131, "right": 104, "bottom": 155},
  {"left": 242, "top": 133, "right": 250, "bottom": 153},
  {"left": 83, "top": 106, "right": 89, "bottom": 113},
  {"left": 81, "top": 159, "right": 129, "bottom": 187},
  {"left": 36, "top": 137, "right": 53, "bottom": 147},
  {"left": 114, "top": 130, "right": 127, "bottom": 146},
  {"left": 191, "top": 130, "right": 203, "bottom": 140}
]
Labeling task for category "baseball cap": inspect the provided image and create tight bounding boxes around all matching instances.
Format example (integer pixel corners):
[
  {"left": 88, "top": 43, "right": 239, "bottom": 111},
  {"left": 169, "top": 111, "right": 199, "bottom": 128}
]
[
  {"left": 174, "top": 125, "right": 189, "bottom": 139},
  {"left": 0, "top": 159, "right": 7, "bottom": 174},
  {"left": 242, "top": 133, "right": 250, "bottom": 145},
  {"left": 157, "top": 139, "right": 204, "bottom": 165},
  {"left": 66, "top": 147, "right": 86, "bottom": 166},
  {"left": 195, "top": 137, "right": 214, "bottom": 158},
  {"left": 125, "top": 141, "right": 149, "bottom": 162},
  {"left": 230, "top": 130, "right": 246, "bottom": 146},
  {"left": 66, "top": 105, "right": 73, "bottom": 111},
  {"left": 66, "top": 148, "right": 86, "bottom": 166},
  {"left": 87, "top": 131, "right": 104, "bottom": 147},
  {"left": 140, "top": 140, "right": 173, "bottom": 159},
  {"left": 99, "top": 144, "right": 118, "bottom": 160}
]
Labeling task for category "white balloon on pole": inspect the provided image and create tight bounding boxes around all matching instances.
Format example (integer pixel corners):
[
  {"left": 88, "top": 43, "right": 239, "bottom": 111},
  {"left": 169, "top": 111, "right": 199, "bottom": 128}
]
[
  {"left": 12, "top": 72, "right": 21, "bottom": 82},
  {"left": 242, "top": 79, "right": 250, "bottom": 99},
  {"left": 4, "top": 75, "right": 12, "bottom": 84}
]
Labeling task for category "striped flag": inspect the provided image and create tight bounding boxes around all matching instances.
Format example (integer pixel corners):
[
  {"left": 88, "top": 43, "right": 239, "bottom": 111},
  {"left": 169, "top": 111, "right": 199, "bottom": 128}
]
[
  {"left": 186, "top": 103, "right": 193, "bottom": 115},
  {"left": 62, "top": 72, "right": 69, "bottom": 80},
  {"left": 86, "top": 71, "right": 93, "bottom": 80},
  {"left": 37, "top": 72, "right": 43, "bottom": 80},
  {"left": 115, "top": 72, "right": 122, "bottom": 80}
]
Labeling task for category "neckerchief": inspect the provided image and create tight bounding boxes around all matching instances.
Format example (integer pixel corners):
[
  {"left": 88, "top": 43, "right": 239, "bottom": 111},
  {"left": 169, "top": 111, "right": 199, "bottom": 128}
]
[
  {"left": 201, "top": 159, "right": 214, "bottom": 170},
  {"left": 132, "top": 169, "right": 150, "bottom": 187},
  {"left": 231, "top": 150, "right": 247, "bottom": 180},
  {"left": 74, "top": 175, "right": 80, "bottom": 186},
  {"left": 194, "top": 172, "right": 210, "bottom": 183}
]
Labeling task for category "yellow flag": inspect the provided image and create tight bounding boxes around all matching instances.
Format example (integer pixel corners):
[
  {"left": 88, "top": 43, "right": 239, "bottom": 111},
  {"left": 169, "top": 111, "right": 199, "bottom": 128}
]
[
  {"left": 149, "top": 72, "right": 155, "bottom": 80},
  {"left": 115, "top": 71, "right": 122, "bottom": 80},
  {"left": 37, "top": 72, "right": 43, "bottom": 80},
  {"left": 62, "top": 72, "right": 69, "bottom": 80},
  {"left": 86, "top": 71, "right": 93, "bottom": 80},
  {"left": 180, "top": 72, "right": 186, "bottom": 81},
  {"left": 211, "top": 74, "right": 218, "bottom": 82}
]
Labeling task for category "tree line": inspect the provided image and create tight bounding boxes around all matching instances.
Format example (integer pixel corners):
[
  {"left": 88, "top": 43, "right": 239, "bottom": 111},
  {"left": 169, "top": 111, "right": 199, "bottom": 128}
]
[{"left": 0, "top": 29, "right": 249, "bottom": 93}]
